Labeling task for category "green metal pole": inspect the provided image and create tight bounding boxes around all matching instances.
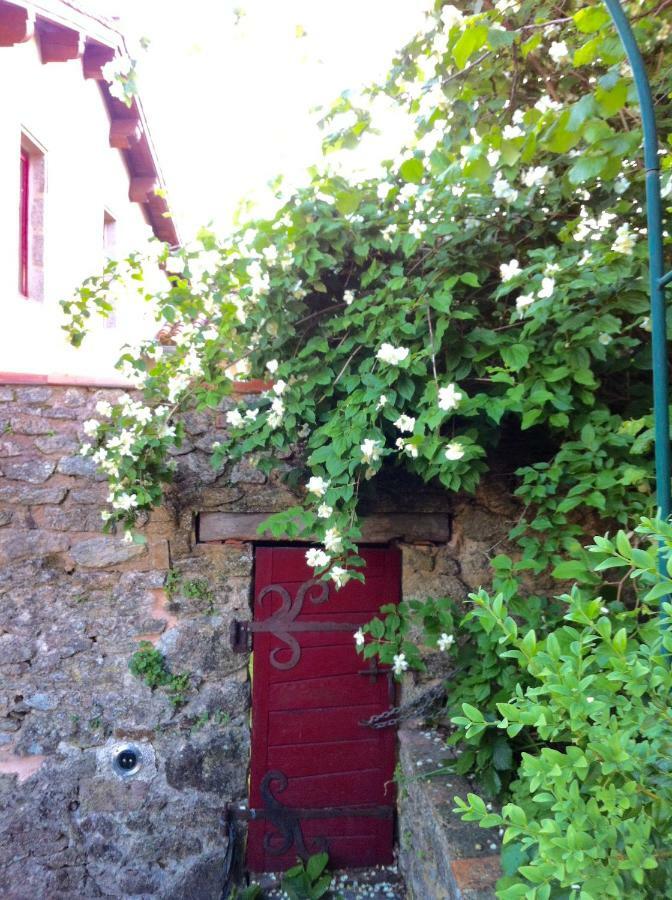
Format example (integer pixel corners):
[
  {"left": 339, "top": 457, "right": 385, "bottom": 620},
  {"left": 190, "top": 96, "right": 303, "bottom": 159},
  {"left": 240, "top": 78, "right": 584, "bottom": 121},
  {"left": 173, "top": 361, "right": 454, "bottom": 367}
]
[{"left": 602, "top": 0, "right": 671, "bottom": 523}]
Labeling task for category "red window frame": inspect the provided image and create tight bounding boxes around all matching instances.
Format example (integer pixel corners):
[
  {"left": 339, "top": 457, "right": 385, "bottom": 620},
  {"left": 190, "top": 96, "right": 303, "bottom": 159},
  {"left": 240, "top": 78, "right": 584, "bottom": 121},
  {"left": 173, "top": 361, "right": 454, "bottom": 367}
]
[{"left": 19, "top": 149, "right": 29, "bottom": 297}]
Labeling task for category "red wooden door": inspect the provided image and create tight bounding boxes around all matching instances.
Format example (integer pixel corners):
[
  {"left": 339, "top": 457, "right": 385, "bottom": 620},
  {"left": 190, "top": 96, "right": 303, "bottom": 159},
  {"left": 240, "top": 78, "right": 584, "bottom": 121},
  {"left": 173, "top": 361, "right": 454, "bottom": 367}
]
[{"left": 247, "top": 545, "right": 401, "bottom": 873}]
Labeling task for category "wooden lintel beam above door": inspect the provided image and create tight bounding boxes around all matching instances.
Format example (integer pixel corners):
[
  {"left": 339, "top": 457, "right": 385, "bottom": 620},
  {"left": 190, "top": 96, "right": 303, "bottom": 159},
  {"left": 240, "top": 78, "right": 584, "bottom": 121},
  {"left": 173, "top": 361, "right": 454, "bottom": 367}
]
[{"left": 197, "top": 511, "right": 452, "bottom": 544}]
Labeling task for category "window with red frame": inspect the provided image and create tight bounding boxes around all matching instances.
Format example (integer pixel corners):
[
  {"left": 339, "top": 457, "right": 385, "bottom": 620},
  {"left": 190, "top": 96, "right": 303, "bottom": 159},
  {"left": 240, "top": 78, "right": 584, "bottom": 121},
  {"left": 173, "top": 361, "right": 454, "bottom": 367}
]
[{"left": 19, "top": 149, "right": 29, "bottom": 296}]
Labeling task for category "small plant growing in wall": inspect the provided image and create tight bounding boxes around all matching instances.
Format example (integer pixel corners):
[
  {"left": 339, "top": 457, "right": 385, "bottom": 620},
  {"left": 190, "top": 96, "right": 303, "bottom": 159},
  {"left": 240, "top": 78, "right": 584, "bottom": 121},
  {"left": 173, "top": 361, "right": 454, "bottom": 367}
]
[
  {"left": 164, "top": 567, "right": 181, "bottom": 600},
  {"left": 128, "top": 641, "right": 191, "bottom": 707},
  {"left": 182, "top": 577, "right": 216, "bottom": 614}
]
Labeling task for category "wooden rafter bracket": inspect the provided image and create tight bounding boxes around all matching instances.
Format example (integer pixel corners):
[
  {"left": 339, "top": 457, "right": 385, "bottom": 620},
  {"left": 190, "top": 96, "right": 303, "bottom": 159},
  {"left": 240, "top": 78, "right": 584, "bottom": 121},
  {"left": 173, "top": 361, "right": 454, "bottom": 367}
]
[
  {"left": 129, "top": 176, "right": 159, "bottom": 203},
  {"left": 0, "top": 1, "right": 33, "bottom": 46},
  {"left": 82, "top": 40, "right": 116, "bottom": 80},
  {"left": 110, "top": 117, "right": 143, "bottom": 150},
  {"left": 36, "top": 18, "right": 84, "bottom": 63}
]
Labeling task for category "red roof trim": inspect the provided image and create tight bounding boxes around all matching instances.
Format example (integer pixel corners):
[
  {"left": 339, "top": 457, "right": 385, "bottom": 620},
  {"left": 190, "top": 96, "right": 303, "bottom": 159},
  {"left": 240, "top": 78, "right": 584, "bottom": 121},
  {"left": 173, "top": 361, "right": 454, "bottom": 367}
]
[{"left": 0, "top": 0, "right": 179, "bottom": 246}]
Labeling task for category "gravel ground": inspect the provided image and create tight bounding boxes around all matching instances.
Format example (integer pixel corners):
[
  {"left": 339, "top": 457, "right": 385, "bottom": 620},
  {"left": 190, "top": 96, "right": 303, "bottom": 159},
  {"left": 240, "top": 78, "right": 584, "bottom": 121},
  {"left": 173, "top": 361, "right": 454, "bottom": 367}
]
[{"left": 255, "top": 863, "right": 406, "bottom": 898}]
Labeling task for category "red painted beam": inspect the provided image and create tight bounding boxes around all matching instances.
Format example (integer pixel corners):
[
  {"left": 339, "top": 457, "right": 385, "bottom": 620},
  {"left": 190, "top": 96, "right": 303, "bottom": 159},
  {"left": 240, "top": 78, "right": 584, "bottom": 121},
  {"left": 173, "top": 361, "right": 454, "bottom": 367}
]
[
  {"left": 110, "top": 117, "right": 143, "bottom": 150},
  {"left": 0, "top": 1, "right": 34, "bottom": 46},
  {"left": 37, "top": 19, "right": 84, "bottom": 63},
  {"left": 129, "top": 176, "right": 159, "bottom": 203}
]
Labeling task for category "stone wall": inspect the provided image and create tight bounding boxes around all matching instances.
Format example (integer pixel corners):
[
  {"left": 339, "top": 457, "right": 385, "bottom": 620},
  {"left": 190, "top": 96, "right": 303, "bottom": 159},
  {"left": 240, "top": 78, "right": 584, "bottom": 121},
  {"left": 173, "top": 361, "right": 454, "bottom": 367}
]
[
  {"left": 397, "top": 728, "right": 501, "bottom": 899},
  {"left": 0, "top": 382, "right": 518, "bottom": 898}
]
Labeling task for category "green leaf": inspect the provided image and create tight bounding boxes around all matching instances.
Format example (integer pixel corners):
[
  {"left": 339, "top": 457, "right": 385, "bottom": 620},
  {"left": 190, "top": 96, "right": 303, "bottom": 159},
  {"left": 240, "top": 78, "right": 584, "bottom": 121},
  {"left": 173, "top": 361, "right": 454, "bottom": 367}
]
[
  {"left": 552, "top": 560, "right": 588, "bottom": 581},
  {"left": 399, "top": 158, "right": 424, "bottom": 184},
  {"left": 452, "top": 24, "right": 488, "bottom": 70},
  {"left": 306, "top": 852, "right": 329, "bottom": 881},
  {"left": 501, "top": 842, "right": 527, "bottom": 877},
  {"left": 500, "top": 343, "right": 529, "bottom": 371},
  {"left": 573, "top": 6, "right": 610, "bottom": 33}
]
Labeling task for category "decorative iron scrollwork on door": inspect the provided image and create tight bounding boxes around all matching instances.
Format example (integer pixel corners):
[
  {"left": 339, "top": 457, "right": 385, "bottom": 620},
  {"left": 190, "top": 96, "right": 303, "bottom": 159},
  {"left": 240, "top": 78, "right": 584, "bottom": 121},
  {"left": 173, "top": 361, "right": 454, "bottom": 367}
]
[{"left": 230, "top": 578, "right": 364, "bottom": 670}]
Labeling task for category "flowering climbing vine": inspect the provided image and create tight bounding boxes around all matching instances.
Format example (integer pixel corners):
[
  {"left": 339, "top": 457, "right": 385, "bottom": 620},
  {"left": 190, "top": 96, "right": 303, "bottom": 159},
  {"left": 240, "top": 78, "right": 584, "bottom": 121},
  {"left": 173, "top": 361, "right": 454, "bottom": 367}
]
[{"left": 64, "top": 2, "right": 672, "bottom": 891}]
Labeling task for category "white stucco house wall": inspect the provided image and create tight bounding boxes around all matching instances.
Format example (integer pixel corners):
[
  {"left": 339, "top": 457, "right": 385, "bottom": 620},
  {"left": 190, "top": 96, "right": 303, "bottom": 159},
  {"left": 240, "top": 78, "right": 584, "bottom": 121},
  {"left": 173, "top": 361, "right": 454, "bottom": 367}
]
[{"left": 0, "top": 0, "right": 177, "bottom": 384}]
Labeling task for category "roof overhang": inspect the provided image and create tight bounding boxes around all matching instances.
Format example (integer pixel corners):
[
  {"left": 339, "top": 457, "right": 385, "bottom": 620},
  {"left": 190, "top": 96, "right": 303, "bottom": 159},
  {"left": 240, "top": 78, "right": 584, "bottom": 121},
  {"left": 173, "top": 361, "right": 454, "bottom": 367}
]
[{"left": 0, "top": 0, "right": 179, "bottom": 246}]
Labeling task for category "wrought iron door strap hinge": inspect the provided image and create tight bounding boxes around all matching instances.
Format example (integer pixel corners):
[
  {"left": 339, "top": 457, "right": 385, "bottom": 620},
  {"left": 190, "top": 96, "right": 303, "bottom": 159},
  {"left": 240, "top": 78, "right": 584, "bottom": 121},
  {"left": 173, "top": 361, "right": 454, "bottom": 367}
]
[
  {"left": 228, "top": 770, "right": 392, "bottom": 860},
  {"left": 230, "top": 578, "right": 364, "bottom": 670}
]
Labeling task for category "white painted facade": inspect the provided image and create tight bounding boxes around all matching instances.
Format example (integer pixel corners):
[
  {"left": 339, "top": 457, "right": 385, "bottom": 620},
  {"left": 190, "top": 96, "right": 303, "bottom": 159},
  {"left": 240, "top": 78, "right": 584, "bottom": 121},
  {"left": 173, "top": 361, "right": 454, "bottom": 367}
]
[{"left": 0, "top": 34, "right": 159, "bottom": 382}]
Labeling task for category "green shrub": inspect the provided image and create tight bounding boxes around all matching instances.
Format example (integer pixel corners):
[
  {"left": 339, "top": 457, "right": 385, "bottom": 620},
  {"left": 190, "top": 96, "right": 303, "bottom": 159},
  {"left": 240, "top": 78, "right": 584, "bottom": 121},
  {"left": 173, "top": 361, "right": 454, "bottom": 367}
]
[{"left": 454, "top": 517, "right": 672, "bottom": 898}]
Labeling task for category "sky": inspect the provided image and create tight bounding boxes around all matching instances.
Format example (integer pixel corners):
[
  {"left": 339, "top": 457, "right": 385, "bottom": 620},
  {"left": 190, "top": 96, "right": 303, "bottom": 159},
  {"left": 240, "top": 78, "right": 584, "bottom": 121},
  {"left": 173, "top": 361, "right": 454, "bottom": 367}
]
[{"left": 107, "top": 0, "right": 430, "bottom": 241}]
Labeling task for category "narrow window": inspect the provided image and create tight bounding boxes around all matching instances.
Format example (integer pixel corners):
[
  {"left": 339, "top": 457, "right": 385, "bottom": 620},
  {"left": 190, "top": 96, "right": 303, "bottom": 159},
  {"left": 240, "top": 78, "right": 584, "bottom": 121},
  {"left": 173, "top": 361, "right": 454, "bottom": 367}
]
[
  {"left": 19, "top": 150, "right": 29, "bottom": 296},
  {"left": 18, "top": 132, "right": 46, "bottom": 301}
]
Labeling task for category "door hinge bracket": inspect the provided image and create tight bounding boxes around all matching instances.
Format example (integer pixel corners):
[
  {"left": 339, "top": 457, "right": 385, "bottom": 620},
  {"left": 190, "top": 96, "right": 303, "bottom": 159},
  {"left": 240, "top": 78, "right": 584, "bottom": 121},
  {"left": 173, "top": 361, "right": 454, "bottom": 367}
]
[{"left": 229, "top": 618, "right": 251, "bottom": 653}]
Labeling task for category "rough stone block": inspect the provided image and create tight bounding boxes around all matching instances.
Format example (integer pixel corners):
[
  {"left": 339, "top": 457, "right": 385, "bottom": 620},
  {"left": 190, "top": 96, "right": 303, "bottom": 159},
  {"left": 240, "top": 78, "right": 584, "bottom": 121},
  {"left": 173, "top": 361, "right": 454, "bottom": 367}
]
[
  {"left": 1, "top": 458, "right": 56, "bottom": 484},
  {"left": 70, "top": 537, "right": 147, "bottom": 568},
  {"left": 0, "top": 530, "right": 70, "bottom": 565},
  {"left": 0, "top": 484, "right": 67, "bottom": 505}
]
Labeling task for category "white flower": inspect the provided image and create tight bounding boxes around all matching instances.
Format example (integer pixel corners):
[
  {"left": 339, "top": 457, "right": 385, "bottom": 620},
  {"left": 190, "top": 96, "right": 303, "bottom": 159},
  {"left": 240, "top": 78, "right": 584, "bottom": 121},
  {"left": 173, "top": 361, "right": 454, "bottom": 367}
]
[
  {"left": 516, "top": 293, "right": 535, "bottom": 313},
  {"left": 164, "top": 255, "right": 184, "bottom": 274},
  {"left": 123, "top": 530, "right": 133, "bottom": 544},
  {"left": 382, "top": 223, "right": 398, "bottom": 241},
  {"left": 266, "top": 359, "right": 279, "bottom": 374},
  {"left": 324, "top": 528, "right": 343, "bottom": 553},
  {"left": 440, "top": 4, "right": 464, "bottom": 31},
  {"left": 438, "top": 383, "right": 463, "bottom": 412},
  {"left": 522, "top": 166, "right": 550, "bottom": 188},
  {"left": 444, "top": 442, "right": 465, "bottom": 461},
  {"left": 377, "top": 182, "right": 393, "bottom": 201},
  {"left": 92, "top": 448, "right": 107, "bottom": 464},
  {"left": 361, "top": 438, "right": 382, "bottom": 464},
  {"left": 549, "top": 40, "right": 569, "bottom": 63},
  {"left": 306, "top": 547, "right": 330, "bottom": 568},
  {"left": 487, "top": 149, "right": 501, "bottom": 166},
  {"left": 538, "top": 277, "right": 555, "bottom": 299},
  {"left": 95, "top": 400, "right": 113, "bottom": 417},
  {"left": 438, "top": 633, "right": 454, "bottom": 651},
  {"left": 377, "top": 343, "right": 409, "bottom": 365},
  {"left": 111, "top": 492, "right": 138, "bottom": 511},
  {"left": 451, "top": 185, "right": 465, "bottom": 197},
  {"left": 79, "top": 442, "right": 92, "bottom": 456},
  {"left": 167, "top": 373, "right": 190, "bottom": 402},
  {"left": 535, "top": 94, "right": 562, "bottom": 114},
  {"left": 343, "top": 289, "right": 355, "bottom": 306},
  {"left": 600, "top": 606, "right": 609, "bottom": 614},
  {"left": 307, "top": 476, "right": 329, "bottom": 497},
  {"left": 83, "top": 418, "right": 100, "bottom": 437},
  {"left": 500, "top": 259, "right": 521, "bottom": 282},
  {"left": 262, "top": 244, "right": 278, "bottom": 263},
  {"left": 245, "top": 408, "right": 259, "bottom": 421},
  {"left": 330, "top": 565, "right": 350, "bottom": 588},
  {"left": 493, "top": 173, "right": 519, "bottom": 202},
  {"left": 409, "top": 219, "right": 426, "bottom": 239},
  {"left": 376, "top": 395, "right": 388, "bottom": 409},
  {"left": 317, "top": 503, "right": 333, "bottom": 519},
  {"left": 612, "top": 223, "right": 636, "bottom": 255},
  {"left": 136, "top": 406, "right": 152, "bottom": 425},
  {"left": 393, "top": 653, "right": 409, "bottom": 675},
  {"left": 502, "top": 124, "right": 524, "bottom": 140},
  {"left": 579, "top": 249, "right": 593, "bottom": 266},
  {"left": 598, "top": 333, "right": 612, "bottom": 346},
  {"left": 586, "top": 696, "right": 594, "bottom": 703},
  {"left": 396, "top": 439, "right": 419, "bottom": 458},
  {"left": 354, "top": 628, "right": 365, "bottom": 647},
  {"left": 512, "top": 109, "right": 525, "bottom": 125},
  {"left": 268, "top": 410, "right": 282, "bottom": 429},
  {"left": 101, "top": 510, "right": 111, "bottom": 522},
  {"left": 544, "top": 262, "right": 560, "bottom": 275},
  {"left": 270, "top": 397, "right": 284, "bottom": 417},
  {"left": 226, "top": 410, "right": 244, "bottom": 427},
  {"left": 273, "top": 379, "right": 287, "bottom": 396},
  {"left": 394, "top": 414, "right": 416, "bottom": 433}
]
